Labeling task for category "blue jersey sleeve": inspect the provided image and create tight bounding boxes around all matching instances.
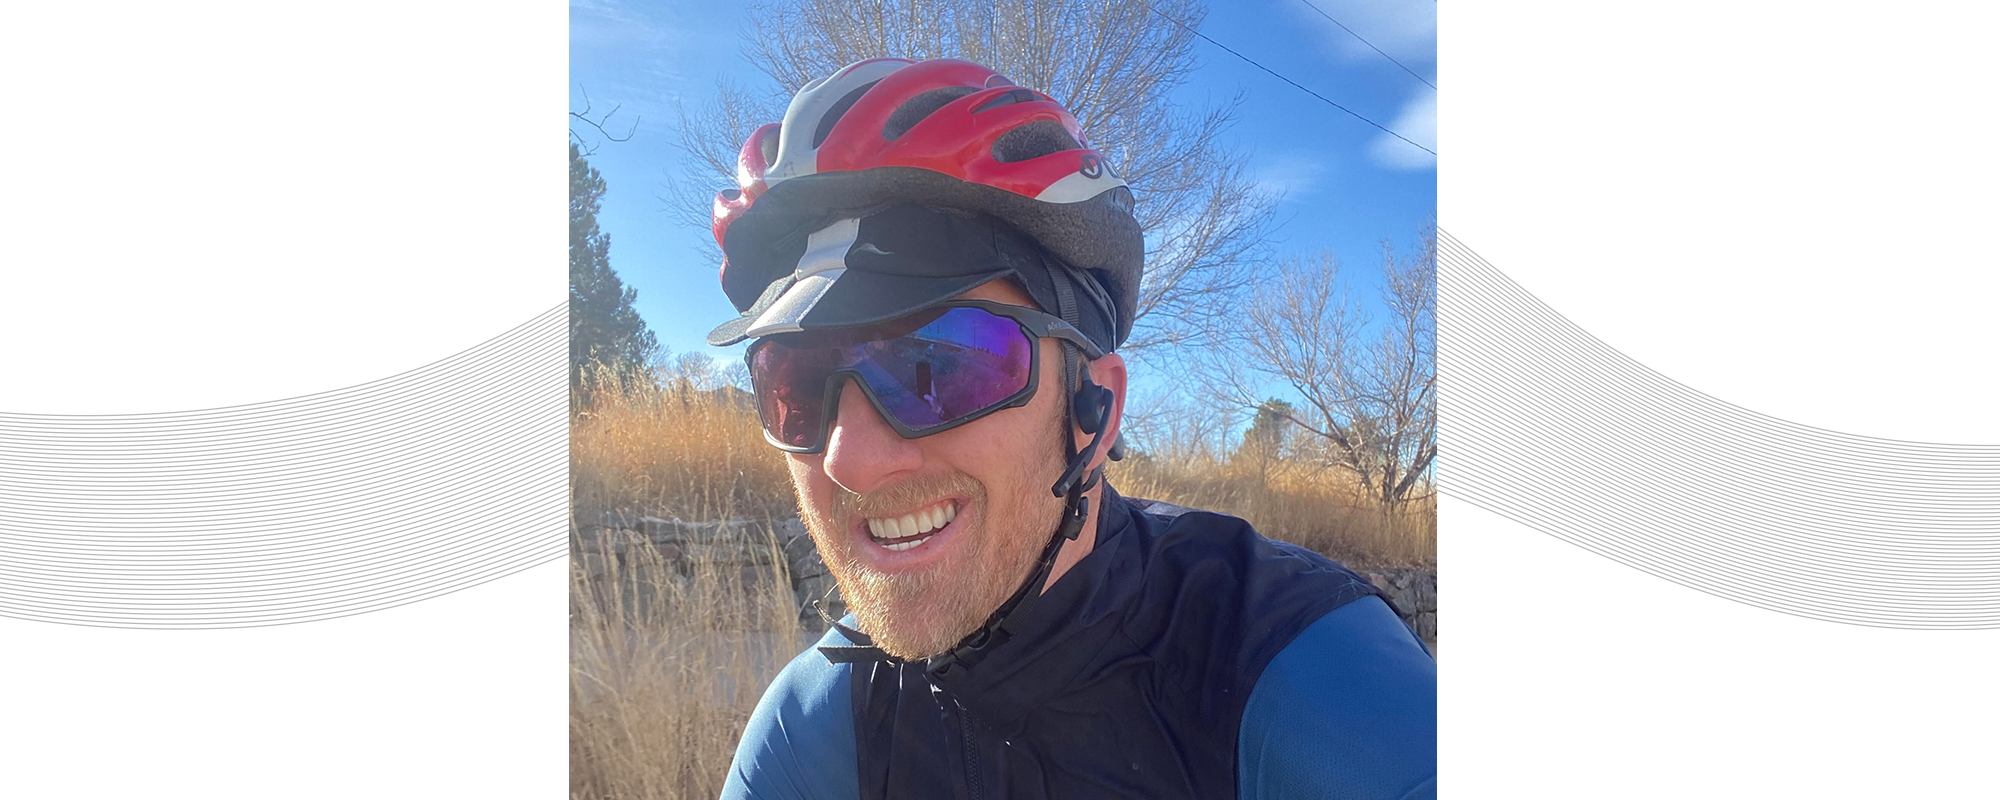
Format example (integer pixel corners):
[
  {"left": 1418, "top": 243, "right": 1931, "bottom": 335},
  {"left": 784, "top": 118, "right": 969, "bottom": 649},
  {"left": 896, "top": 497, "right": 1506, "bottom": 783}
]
[
  {"left": 719, "top": 624, "right": 861, "bottom": 800},
  {"left": 1237, "top": 595, "right": 1438, "bottom": 800}
]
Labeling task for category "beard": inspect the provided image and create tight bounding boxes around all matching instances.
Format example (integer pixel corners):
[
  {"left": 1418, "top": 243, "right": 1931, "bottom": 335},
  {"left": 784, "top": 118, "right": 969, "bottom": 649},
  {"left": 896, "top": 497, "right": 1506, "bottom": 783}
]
[{"left": 795, "top": 422, "right": 1068, "bottom": 661}]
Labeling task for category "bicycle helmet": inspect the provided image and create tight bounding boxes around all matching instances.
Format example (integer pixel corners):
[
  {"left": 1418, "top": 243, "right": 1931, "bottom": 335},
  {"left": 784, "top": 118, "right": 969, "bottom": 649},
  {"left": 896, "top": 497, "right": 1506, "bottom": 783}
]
[{"left": 705, "top": 57, "right": 1143, "bottom": 354}]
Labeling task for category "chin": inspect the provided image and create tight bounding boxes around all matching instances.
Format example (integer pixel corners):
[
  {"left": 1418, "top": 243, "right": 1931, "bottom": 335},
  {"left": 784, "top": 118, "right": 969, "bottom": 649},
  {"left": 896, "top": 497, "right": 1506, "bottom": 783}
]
[
  {"left": 855, "top": 598, "right": 977, "bottom": 661},
  {"left": 830, "top": 527, "right": 999, "bottom": 661}
]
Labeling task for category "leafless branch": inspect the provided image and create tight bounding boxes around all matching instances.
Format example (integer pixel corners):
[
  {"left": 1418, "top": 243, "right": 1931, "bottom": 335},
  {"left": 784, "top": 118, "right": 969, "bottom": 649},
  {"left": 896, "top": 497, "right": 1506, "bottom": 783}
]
[{"left": 571, "top": 86, "right": 641, "bottom": 156}]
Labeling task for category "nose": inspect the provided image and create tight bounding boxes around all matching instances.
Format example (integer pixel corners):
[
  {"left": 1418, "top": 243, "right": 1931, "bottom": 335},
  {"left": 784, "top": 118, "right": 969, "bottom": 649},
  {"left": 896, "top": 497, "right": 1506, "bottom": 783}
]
[{"left": 820, "top": 377, "right": 923, "bottom": 496}]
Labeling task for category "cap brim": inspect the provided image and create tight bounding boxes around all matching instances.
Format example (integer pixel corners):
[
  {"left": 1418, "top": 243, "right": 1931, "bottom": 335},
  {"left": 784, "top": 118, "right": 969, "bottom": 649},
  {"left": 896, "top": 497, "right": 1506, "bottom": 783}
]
[{"left": 707, "top": 268, "right": 1008, "bottom": 346}]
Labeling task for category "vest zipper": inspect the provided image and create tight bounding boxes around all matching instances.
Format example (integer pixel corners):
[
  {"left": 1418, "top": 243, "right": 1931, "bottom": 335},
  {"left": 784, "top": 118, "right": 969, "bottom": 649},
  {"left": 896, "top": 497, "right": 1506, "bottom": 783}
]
[{"left": 958, "top": 701, "right": 982, "bottom": 800}]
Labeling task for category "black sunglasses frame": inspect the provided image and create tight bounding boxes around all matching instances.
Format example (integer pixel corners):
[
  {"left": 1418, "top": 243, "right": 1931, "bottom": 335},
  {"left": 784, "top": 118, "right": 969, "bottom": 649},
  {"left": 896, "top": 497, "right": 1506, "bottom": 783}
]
[{"left": 745, "top": 299, "right": 1104, "bottom": 454}]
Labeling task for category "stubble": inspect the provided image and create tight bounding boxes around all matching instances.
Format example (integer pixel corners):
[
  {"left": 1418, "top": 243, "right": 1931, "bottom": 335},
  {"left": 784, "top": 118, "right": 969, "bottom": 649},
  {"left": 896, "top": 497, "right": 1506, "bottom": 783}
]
[{"left": 794, "top": 416, "right": 1068, "bottom": 661}]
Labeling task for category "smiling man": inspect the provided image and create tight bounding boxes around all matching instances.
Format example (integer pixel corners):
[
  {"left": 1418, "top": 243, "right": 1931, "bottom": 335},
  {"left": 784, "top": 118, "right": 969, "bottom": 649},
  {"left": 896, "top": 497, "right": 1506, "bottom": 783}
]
[{"left": 710, "top": 58, "right": 1435, "bottom": 800}]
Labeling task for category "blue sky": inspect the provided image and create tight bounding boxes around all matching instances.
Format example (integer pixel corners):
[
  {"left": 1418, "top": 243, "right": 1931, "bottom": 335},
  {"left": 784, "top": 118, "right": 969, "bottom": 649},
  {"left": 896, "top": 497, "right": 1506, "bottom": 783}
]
[{"left": 570, "top": 0, "right": 1434, "bottom": 417}]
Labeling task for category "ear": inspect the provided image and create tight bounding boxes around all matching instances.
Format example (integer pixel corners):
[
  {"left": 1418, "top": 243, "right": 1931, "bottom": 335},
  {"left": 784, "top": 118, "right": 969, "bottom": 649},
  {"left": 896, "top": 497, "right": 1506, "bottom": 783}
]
[{"left": 1075, "top": 352, "right": 1127, "bottom": 476}]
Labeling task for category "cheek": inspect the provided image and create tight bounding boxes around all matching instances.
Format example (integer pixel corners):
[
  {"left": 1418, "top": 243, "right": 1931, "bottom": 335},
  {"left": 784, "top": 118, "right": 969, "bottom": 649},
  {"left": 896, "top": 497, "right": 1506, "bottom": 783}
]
[
  {"left": 787, "top": 455, "right": 831, "bottom": 506},
  {"left": 929, "top": 402, "right": 1064, "bottom": 494}
]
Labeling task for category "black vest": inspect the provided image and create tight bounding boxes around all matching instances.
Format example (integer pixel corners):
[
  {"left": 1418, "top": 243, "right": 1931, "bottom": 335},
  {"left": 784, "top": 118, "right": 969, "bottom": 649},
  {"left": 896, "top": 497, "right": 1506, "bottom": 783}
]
[{"left": 846, "top": 486, "right": 1384, "bottom": 799}]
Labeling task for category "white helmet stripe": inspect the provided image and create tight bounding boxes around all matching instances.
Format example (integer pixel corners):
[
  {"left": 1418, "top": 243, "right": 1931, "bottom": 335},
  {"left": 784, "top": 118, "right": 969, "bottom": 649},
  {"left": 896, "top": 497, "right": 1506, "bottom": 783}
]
[
  {"left": 1034, "top": 168, "right": 1128, "bottom": 204},
  {"left": 766, "top": 58, "right": 913, "bottom": 186}
]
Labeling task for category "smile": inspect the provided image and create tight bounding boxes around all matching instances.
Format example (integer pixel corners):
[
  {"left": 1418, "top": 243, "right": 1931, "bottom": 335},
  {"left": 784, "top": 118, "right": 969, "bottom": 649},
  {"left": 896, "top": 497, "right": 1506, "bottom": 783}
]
[{"left": 865, "top": 500, "right": 959, "bottom": 552}]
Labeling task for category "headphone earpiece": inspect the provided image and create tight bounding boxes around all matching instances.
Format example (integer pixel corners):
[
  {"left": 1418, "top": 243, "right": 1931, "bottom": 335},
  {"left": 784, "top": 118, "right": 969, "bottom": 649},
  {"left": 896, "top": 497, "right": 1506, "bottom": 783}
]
[{"left": 1072, "top": 383, "right": 1113, "bottom": 435}]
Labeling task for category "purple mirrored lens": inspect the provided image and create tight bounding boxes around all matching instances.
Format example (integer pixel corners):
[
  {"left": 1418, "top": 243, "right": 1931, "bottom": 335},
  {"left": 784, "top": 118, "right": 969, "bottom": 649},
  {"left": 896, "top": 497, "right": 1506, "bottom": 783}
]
[
  {"left": 749, "top": 307, "right": 1035, "bottom": 449},
  {"left": 852, "top": 307, "right": 1034, "bottom": 430},
  {"left": 752, "top": 342, "right": 838, "bottom": 448}
]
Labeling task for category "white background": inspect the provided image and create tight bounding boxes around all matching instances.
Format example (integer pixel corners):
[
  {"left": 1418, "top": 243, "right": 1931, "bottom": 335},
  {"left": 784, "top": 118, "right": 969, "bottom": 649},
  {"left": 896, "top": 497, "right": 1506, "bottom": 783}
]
[
  {"left": 1444, "top": 0, "right": 2000, "bottom": 796},
  {"left": 0, "top": 2, "right": 565, "bottom": 798}
]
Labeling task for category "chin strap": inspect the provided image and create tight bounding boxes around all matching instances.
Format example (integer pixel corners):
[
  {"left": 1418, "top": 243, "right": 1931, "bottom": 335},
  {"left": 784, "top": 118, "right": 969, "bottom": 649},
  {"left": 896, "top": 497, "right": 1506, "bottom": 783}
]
[{"left": 917, "top": 400, "right": 1105, "bottom": 676}]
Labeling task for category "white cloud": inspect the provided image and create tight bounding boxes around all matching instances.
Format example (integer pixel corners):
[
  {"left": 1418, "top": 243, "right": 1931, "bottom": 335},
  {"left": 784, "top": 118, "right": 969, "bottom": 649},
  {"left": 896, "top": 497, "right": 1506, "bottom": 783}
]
[
  {"left": 1369, "top": 91, "right": 1435, "bottom": 170},
  {"left": 1254, "top": 151, "right": 1334, "bottom": 201}
]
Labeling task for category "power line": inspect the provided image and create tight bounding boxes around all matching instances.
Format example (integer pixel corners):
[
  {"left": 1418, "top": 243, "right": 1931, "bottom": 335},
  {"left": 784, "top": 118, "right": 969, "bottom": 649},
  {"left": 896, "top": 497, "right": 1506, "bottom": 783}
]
[
  {"left": 1142, "top": 2, "right": 1436, "bottom": 156},
  {"left": 1297, "top": 0, "right": 1435, "bottom": 91}
]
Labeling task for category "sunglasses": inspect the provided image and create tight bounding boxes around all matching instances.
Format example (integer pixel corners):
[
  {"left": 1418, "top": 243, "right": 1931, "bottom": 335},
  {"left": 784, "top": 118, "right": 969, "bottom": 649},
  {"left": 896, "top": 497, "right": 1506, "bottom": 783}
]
[{"left": 745, "top": 300, "right": 1102, "bottom": 454}]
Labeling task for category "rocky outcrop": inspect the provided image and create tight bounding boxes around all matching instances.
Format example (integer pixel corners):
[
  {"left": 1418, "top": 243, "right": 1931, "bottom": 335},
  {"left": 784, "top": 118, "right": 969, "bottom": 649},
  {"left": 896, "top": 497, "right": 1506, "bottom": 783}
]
[
  {"left": 572, "top": 510, "right": 843, "bottom": 626},
  {"left": 1357, "top": 567, "right": 1438, "bottom": 652}
]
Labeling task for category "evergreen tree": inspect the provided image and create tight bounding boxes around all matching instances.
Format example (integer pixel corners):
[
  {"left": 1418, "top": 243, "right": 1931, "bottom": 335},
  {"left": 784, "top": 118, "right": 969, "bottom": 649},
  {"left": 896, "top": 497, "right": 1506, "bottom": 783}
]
[
  {"left": 570, "top": 142, "right": 658, "bottom": 401},
  {"left": 1238, "top": 398, "right": 1295, "bottom": 483},
  {"left": 1242, "top": 398, "right": 1295, "bottom": 456}
]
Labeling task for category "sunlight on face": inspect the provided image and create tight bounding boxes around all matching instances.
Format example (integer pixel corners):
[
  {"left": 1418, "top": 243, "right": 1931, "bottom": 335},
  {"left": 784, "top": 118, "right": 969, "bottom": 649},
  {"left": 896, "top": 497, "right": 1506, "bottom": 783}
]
[{"left": 786, "top": 281, "right": 1069, "bottom": 660}]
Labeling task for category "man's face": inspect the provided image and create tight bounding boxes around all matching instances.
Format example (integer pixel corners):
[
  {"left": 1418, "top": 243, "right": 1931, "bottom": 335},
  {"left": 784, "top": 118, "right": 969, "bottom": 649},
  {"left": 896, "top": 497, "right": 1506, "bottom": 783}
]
[{"left": 784, "top": 279, "right": 1070, "bottom": 661}]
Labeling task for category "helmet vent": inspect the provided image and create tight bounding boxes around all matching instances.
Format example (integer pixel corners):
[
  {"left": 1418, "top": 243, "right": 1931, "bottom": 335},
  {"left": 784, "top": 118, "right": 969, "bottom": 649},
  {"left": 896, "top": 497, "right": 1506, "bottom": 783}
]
[
  {"left": 972, "top": 89, "right": 1040, "bottom": 115},
  {"left": 883, "top": 86, "right": 978, "bottom": 140},
  {"left": 991, "top": 120, "right": 1081, "bottom": 163},
  {"left": 812, "top": 80, "right": 880, "bottom": 148},
  {"left": 1108, "top": 185, "right": 1134, "bottom": 213}
]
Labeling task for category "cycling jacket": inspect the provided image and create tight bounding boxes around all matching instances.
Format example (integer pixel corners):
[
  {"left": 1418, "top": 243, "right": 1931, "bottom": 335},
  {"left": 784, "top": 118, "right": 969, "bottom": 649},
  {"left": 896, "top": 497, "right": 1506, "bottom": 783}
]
[{"left": 722, "top": 485, "right": 1437, "bottom": 799}]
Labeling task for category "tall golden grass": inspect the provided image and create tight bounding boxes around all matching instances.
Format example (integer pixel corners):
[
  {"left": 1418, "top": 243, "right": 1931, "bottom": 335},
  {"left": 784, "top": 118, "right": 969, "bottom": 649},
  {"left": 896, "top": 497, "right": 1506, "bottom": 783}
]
[
  {"left": 569, "top": 374, "right": 1435, "bottom": 798},
  {"left": 569, "top": 521, "right": 800, "bottom": 800},
  {"left": 1109, "top": 453, "right": 1436, "bottom": 568},
  {"left": 569, "top": 368, "right": 794, "bottom": 523}
]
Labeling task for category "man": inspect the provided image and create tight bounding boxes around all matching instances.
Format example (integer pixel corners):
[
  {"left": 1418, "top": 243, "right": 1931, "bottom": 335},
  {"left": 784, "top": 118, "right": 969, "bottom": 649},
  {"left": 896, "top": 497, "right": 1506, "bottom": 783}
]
[{"left": 709, "top": 57, "right": 1435, "bottom": 800}]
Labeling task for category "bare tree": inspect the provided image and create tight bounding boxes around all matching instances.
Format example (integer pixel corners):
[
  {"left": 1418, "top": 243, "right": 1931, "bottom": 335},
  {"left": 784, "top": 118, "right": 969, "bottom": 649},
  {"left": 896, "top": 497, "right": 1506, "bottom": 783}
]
[
  {"left": 1117, "top": 388, "right": 1242, "bottom": 470},
  {"left": 662, "top": 0, "right": 1280, "bottom": 361},
  {"left": 1201, "top": 229, "right": 1436, "bottom": 507}
]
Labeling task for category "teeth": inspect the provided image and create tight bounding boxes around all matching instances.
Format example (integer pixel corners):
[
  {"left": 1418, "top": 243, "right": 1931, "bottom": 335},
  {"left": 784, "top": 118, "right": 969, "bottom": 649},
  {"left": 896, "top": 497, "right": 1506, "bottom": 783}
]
[{"left": 866, "top": 501, "right": 960, "bottom": 547}]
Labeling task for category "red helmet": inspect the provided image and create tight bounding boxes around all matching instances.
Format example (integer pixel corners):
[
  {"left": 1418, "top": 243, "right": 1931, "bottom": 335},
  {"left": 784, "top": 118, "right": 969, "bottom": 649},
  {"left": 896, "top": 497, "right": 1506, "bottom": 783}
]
[{"left": 708, "top": 57, "right": 1143, "bottom": 351}]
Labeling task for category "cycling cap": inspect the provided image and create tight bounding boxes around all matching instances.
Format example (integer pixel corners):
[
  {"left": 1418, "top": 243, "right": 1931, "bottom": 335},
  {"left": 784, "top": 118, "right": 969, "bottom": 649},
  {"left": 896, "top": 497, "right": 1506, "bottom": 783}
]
[{"left": 705, "top": 57, "right": 1143, "bottom": 353}]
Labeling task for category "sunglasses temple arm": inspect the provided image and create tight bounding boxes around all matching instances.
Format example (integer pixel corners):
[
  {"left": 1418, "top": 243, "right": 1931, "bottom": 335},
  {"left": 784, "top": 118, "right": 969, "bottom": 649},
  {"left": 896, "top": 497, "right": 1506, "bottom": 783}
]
[{"left": 1016, "top": 312, "right": 1104, "bottom": 360}]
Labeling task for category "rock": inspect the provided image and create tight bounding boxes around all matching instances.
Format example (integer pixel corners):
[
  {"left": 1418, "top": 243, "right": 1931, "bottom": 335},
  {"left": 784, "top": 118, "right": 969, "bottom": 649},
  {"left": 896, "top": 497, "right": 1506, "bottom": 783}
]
[
  {"left": 790, "top": 546, "right": 827, "bottom": 580},
  {"left": 781, "top": 522, "right": 820, "bottom": 567},
  {"left": 1412, "top": 612, "right": 1437, "bottom": 641},
  {"left": 1409, "top": 574, "right": 1436, "bottom": 613}
]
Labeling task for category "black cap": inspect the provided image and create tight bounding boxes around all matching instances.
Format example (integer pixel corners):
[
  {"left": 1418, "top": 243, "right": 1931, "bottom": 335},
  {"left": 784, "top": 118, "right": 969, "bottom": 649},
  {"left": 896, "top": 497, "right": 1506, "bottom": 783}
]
[{"left": 708, "top": 203, "right": 1117, "bottom": 351}]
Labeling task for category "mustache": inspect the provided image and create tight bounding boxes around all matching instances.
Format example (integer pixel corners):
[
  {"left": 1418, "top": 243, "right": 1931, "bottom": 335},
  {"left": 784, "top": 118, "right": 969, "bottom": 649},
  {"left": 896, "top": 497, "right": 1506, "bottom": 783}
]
[{"left": 827, "top": 471, "right": 985, "bottom": 521}]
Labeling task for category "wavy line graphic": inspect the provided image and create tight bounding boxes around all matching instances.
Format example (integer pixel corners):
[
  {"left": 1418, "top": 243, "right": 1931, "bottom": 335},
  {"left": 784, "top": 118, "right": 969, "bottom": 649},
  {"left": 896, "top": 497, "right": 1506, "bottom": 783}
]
[
  {"left": 0, "top": 306, "right": 569, "bottom": 628},
  {"left": 1438, "top": 231, "right": 2000, "bottom": 629}
]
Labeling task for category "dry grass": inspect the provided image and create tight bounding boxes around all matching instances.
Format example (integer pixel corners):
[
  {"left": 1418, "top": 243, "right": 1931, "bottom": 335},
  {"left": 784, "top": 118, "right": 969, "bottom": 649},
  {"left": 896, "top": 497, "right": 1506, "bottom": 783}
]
[
  {"left": 1109, "top": 453, "right": 1436, "bottom": 568},
  {"left": 569, "top": 519, "right": 803, "bottom": 800},
  {"left": 568, "top": 376, "right": 1435, "bottom": 797},
  {"left": 570, "top": 370, "right": 807, "bottom": 800},
  {"left": 569, "top": 368, "right": 795, "bottom": 523}
]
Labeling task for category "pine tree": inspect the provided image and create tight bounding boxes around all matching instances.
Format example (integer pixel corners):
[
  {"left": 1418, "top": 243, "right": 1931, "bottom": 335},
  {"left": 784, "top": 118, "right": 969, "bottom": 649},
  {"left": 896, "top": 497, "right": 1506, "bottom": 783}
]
[
  {"left": 570, "top": 143, "right": 658, "bottom": 402},
  {"left": 1242, "top": 398, "right": 1295, "bottom": 456},
  {"left": 1238, "top": 398, "right": 1296, "bottom": 484}
]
